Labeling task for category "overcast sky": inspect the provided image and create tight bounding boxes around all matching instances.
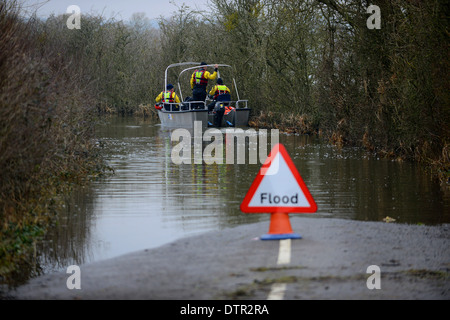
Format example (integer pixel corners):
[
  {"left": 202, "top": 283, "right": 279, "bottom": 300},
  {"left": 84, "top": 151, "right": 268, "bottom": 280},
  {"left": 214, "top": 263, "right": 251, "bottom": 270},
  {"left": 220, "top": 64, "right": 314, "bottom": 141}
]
[{"left": 21, "top": 0, "right": 211, "bottom": 21}]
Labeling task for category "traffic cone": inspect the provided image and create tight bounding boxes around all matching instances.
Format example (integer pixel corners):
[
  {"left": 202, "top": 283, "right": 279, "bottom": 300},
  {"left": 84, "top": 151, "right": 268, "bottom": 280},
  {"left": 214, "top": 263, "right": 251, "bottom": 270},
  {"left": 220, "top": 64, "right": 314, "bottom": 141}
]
[{"left": 260, "top": 212, "right": 302, "bottom": 240}]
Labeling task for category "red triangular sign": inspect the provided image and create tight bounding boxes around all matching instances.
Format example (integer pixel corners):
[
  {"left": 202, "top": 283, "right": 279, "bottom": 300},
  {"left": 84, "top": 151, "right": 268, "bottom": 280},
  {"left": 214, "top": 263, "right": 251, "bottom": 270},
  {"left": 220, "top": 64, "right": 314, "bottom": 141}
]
[{"left": 240, "top": 143, "right": 317, "bottom": 213}]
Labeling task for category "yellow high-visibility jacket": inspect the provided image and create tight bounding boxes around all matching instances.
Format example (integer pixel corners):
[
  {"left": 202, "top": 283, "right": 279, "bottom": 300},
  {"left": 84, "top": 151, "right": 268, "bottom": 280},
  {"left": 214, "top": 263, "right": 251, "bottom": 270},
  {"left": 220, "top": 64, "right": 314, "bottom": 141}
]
[
  {"left": 209, "top": 84, "right": 231, "bottom": 99},
  {"left": 155, "top": 91, "right": 181, "bottom": 103},
  {"left": 190, "top": 69, "right": 217, "bottom": 89}
]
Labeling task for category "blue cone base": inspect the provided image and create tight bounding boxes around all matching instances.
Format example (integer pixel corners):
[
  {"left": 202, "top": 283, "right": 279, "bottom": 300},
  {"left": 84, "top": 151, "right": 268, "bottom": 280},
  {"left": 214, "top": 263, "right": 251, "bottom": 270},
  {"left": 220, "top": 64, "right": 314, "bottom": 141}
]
[{"left": 260, "top": 233, "right": 302, "bottom": 240}]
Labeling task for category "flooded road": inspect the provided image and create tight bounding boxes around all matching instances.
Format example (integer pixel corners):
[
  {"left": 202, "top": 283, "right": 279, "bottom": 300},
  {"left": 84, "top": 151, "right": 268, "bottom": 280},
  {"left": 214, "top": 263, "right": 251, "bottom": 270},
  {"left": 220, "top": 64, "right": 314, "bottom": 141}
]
[{"left": 38, "top": 116, "right": 449, "bottom": 274}]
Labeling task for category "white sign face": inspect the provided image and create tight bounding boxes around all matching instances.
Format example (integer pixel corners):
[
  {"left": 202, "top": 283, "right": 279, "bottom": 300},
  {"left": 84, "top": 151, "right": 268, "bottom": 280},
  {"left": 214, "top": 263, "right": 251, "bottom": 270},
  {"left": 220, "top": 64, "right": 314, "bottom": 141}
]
[
  {"left": 241, "top": 143, "right": 317, "bottom": 213},
  {"left": 248, "top": 153, "right": 310, "bottom": 208}
]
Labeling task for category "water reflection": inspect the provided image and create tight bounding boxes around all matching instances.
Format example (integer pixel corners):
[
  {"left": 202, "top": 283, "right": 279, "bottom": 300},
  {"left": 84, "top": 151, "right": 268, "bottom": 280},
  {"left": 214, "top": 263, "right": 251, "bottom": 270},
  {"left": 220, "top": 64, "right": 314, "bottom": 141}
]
[
  {"left": 38, "top": 116, "right": 449, "bottom": 273},
  {"left": 283, "top": 137, "right": 449, "bottom": 224}
]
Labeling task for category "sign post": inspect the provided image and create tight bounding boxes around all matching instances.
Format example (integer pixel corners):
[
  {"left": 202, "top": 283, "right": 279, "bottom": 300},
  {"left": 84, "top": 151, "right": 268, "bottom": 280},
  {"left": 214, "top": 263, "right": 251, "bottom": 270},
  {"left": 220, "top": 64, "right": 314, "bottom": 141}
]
[{"left": 240, "top": 143, "right": 317, "bottom": 240}]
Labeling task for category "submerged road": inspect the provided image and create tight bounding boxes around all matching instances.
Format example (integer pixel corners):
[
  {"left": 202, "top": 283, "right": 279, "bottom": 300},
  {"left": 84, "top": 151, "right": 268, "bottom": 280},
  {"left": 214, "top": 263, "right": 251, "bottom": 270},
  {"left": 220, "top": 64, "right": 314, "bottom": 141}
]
[{"left": 10, "top": 217, "right": 450, "bottom": 300}]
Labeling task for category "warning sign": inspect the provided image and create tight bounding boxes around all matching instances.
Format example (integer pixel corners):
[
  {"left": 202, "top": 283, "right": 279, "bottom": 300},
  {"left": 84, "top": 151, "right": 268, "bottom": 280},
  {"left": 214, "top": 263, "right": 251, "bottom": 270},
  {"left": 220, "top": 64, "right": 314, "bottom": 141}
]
[{"left": 240, "top": 143, "right": 317, "bottom": 214}]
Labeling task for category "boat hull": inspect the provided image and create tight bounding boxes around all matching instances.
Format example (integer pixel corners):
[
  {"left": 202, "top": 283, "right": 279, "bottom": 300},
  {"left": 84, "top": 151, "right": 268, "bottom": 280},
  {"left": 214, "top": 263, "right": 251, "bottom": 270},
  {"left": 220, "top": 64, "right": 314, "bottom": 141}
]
[
  {"left": 235, "top": 108, "right": 251, "bottom": 127},
  {"left": 157, "top": 109, "right": 209, "bottom": 128}
]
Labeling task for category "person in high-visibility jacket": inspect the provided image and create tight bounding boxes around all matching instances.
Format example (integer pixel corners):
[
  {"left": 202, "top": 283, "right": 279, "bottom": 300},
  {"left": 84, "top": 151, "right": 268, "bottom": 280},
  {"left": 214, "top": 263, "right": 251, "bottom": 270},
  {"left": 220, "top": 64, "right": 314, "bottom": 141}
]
[
  {"left": 155, "top": 84, "right": 181, "bottom": 111},
  {"left": 189, "top": 62, "right": 218, "bottom": 108},
  {"left": 208, "top": 78, "right": 233, "bottom": 127},
  {"left": 207, "top": 78, "right": 231, "bottom": 111}
]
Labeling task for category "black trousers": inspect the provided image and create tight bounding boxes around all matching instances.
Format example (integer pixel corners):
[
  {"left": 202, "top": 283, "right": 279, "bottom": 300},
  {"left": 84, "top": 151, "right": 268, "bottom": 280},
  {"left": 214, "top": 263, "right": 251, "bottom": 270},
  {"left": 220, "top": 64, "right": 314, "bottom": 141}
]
[
  {"left": 192, "top": 86, "right": 207, "bottom": 109},
  {"left": 213, "top": 104, "right": 225, "bottom": 127}
]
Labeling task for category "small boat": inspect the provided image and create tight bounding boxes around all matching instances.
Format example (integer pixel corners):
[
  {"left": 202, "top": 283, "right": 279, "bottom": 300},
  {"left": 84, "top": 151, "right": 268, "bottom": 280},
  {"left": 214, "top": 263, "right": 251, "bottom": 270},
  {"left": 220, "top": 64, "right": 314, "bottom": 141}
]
[{"left": 156, "top": 62, "right": 251, "bottom": 128}]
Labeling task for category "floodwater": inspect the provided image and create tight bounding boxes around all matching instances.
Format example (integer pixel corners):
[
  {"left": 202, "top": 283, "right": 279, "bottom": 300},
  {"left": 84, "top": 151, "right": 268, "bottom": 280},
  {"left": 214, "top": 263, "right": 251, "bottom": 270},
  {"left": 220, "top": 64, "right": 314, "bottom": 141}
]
[{"left": 38, "top": 116, "right": 450, "bottom": 274}]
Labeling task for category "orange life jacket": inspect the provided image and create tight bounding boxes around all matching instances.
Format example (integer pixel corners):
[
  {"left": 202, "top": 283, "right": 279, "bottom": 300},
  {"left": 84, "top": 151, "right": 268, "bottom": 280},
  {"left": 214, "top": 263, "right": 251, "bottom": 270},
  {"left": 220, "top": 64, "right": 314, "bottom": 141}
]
[{"left": 224, "top": 106, "right": 234, "bottom": 115}]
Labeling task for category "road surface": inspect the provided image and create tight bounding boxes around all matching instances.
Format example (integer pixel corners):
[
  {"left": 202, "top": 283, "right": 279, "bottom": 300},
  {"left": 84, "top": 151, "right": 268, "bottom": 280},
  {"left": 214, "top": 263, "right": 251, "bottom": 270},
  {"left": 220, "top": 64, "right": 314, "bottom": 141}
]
[{"left": 8, "top": 216, "right": 450, "bottom": 300}]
